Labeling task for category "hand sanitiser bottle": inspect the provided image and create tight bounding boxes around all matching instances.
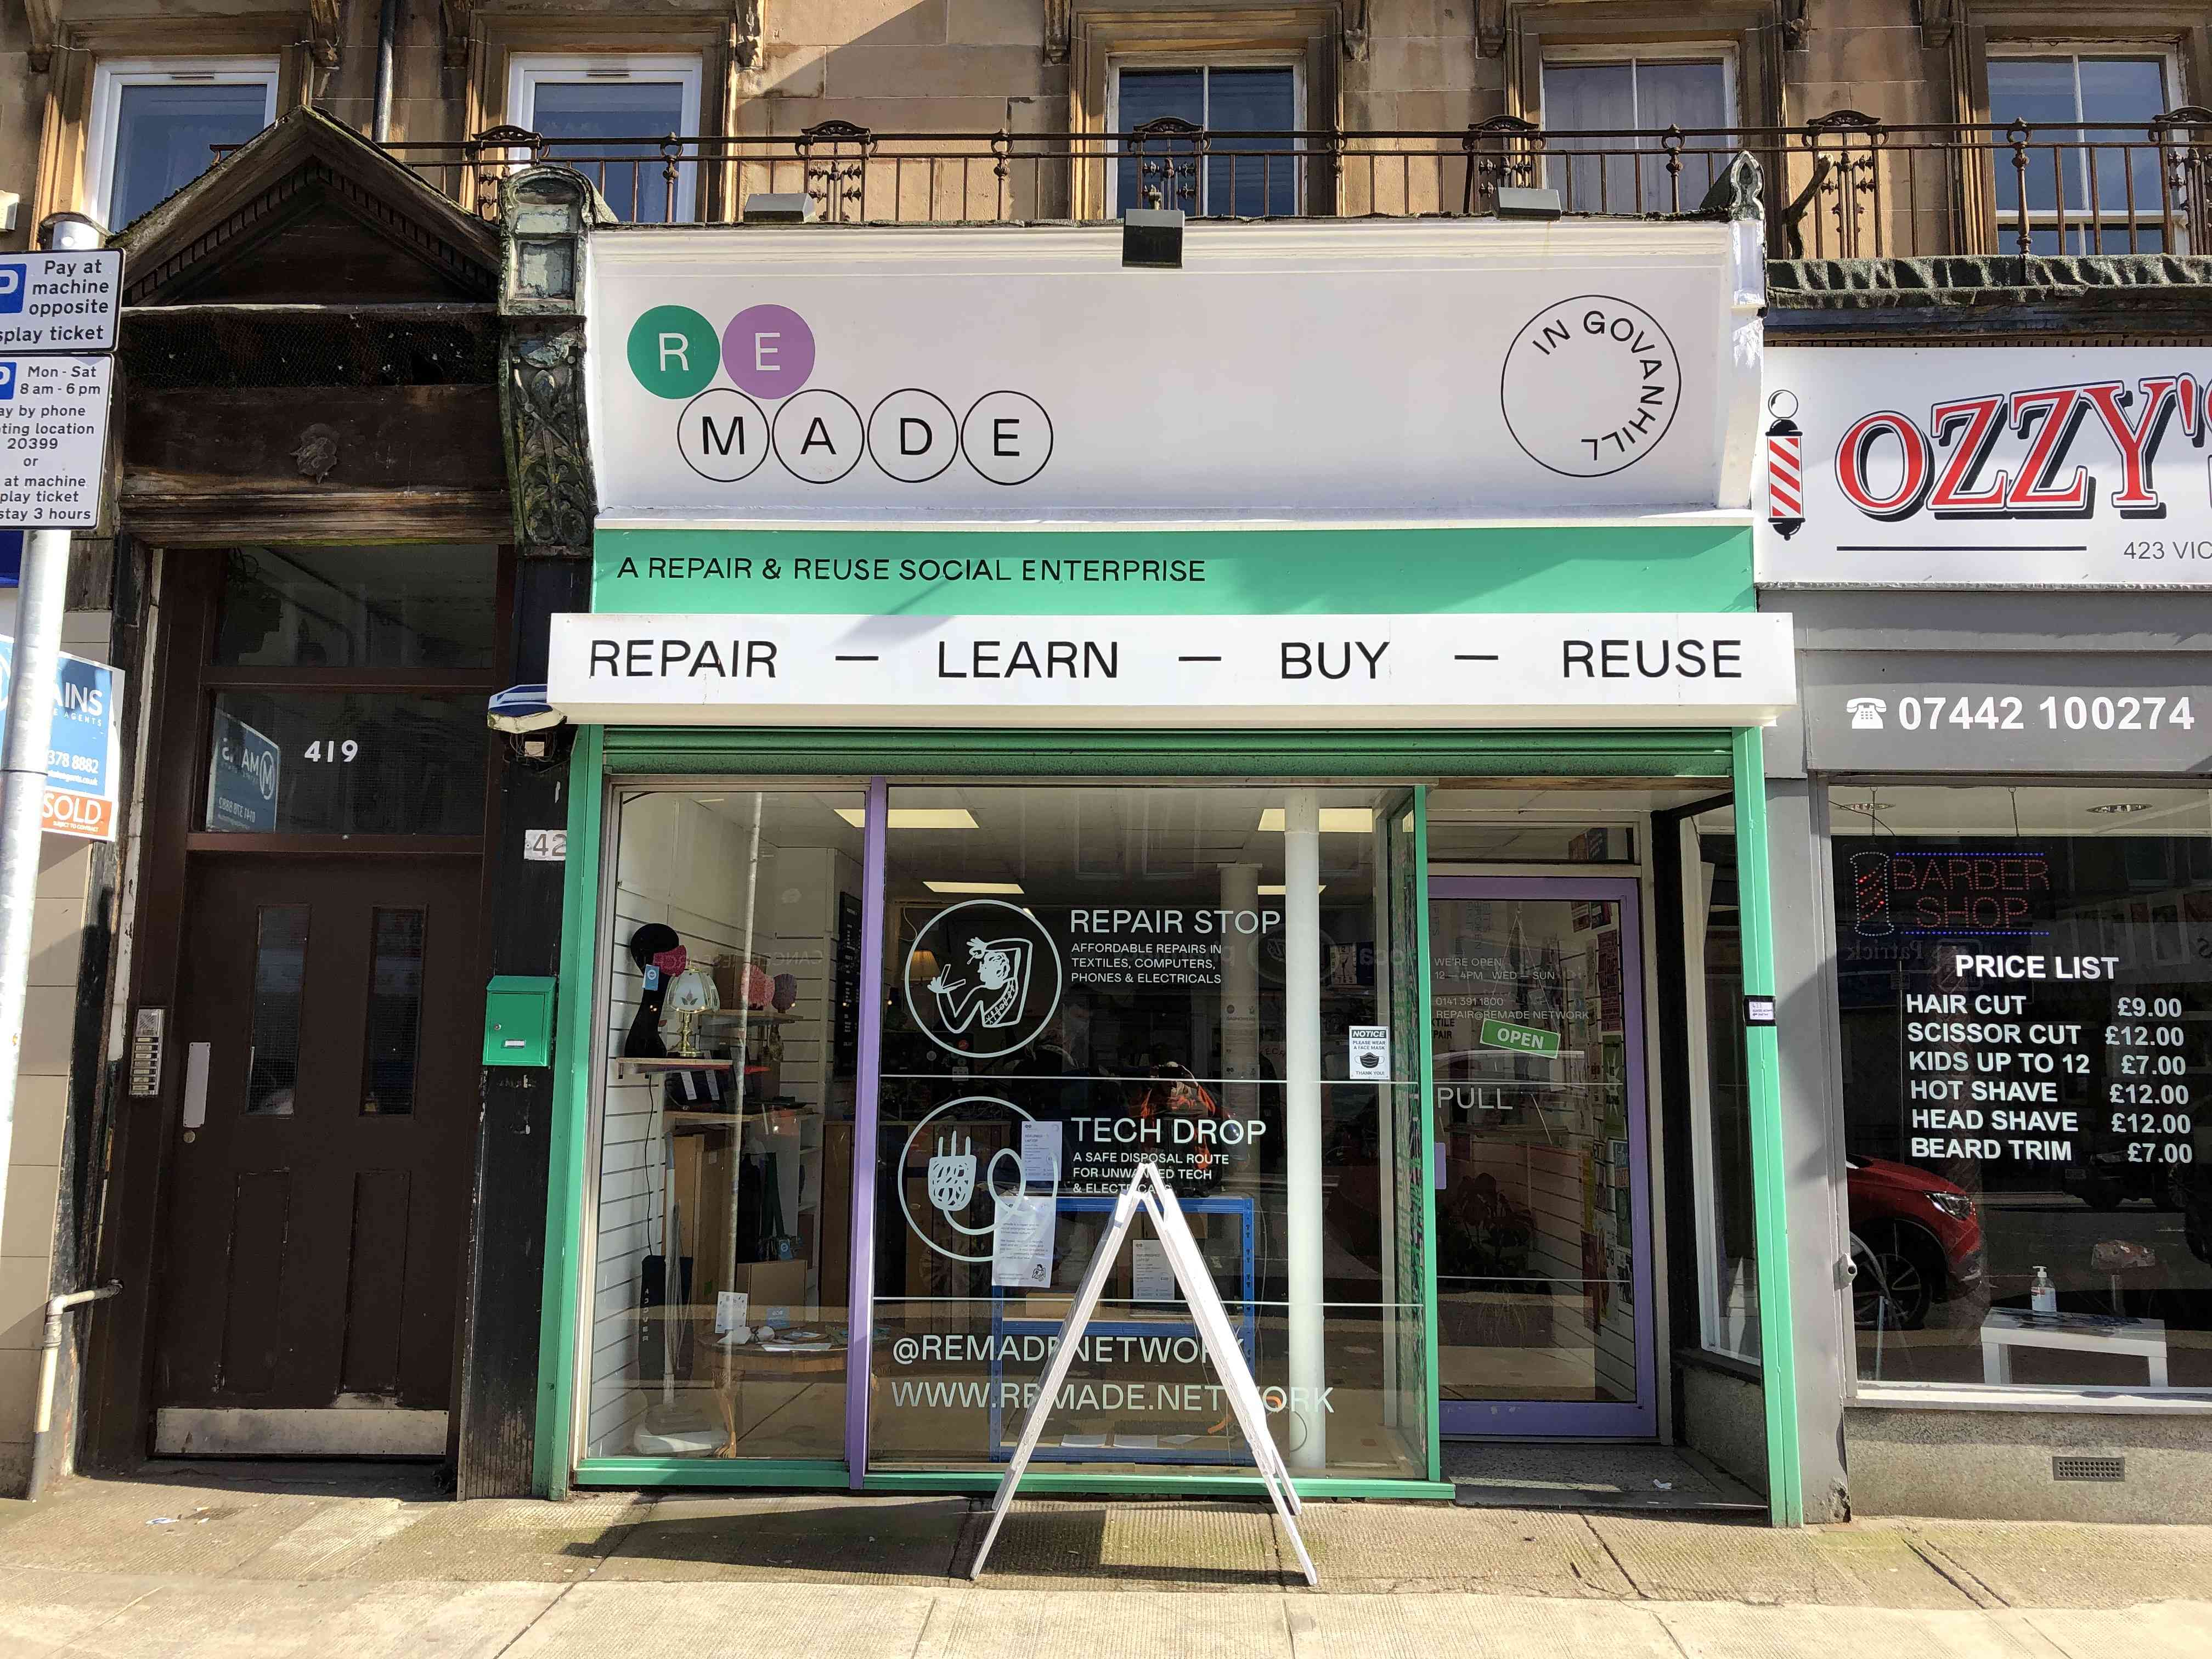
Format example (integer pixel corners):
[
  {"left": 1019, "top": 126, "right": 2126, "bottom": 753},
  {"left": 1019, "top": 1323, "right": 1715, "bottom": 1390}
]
[{"left": 2031, "top": 1266, "right": 2058, "bottom": 1314}]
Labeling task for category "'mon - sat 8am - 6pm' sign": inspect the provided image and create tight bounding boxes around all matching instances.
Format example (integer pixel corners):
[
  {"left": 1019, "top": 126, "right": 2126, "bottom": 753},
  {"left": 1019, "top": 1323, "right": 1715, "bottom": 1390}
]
[
  {"left": 1759, "top": 346, "right": 2212, "bottom": 586},
  {"left": 587, "top": 221, "right": 1759, "bottom": 523}
]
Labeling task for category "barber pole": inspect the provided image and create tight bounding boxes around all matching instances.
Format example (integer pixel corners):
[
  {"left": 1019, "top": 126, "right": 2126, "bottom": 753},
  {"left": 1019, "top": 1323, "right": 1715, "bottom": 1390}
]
[{"left": 1765, "top": 392, "right": 1804, "bottom": 540}]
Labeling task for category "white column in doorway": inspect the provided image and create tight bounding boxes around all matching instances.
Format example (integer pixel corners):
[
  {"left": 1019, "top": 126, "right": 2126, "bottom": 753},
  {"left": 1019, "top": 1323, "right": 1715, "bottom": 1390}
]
[
  {"left": 1283, "top": 789, "right": 1326, "bottom": 1470},
  {"left": 1220, "top": 862, "right": 1261, "bottom": 1126}
]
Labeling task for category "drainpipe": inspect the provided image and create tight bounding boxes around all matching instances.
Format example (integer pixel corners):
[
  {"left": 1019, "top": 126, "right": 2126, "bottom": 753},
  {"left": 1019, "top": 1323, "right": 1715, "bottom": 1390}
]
[
  {"left": 372, "top": 0, "right": 404, "bottom": 143},
  {"left": 28, "top": 1281, "right": 121, "bottom": 1500},
  {"left": 0, "top": 212, "right": 103, "bottom": 1307}
]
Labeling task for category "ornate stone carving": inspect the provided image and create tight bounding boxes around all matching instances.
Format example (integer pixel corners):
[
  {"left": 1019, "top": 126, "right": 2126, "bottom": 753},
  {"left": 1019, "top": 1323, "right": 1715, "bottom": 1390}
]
[
  {"left": 1779, "top": 0, "right": 1807, "bottom": 50},
  {"left": 1914, "top": 0, "right": 1957, "bottom": 49},
  {"left": 1343, "top": 0, "right": 1370, "bottom": 61},
  {"left": 731, "top": 0, "right": 763, "bottom": 71},
  {"left": 1475, "top": 0, "right": 1506, "bottom": 59},
  {"left": 440, "top": 0, "right": 477, "bottom": 69},
  {"left": 308, "top": 0, "right": 342, "bottom": 68},
  {"left": 1044, "top": 0, "right": 1070, "bottom": 65},
  {"left": 503, "top": 327, "right": 595, "bottom": 556},
  {"left": 24, "top": 0, "right": 63, "bottom": 73}
]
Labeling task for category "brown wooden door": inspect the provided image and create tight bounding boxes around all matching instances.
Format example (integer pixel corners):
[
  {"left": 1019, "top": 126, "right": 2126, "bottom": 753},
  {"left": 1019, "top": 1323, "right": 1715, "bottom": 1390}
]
[{"left": 153, "top": 856, "right": 481, "bottom": 1455}]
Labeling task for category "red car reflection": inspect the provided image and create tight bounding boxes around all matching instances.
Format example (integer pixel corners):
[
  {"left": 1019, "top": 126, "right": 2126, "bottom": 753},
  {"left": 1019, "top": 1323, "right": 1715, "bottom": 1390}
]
[{"left": 1848, "top": 1157, "right": 1985, "bottom": 1330}]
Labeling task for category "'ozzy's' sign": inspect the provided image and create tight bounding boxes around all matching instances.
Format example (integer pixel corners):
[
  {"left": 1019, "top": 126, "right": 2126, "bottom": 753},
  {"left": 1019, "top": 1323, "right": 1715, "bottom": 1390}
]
[{"left": 1759, "top": 346, "right": 2212, "bottom": 587}]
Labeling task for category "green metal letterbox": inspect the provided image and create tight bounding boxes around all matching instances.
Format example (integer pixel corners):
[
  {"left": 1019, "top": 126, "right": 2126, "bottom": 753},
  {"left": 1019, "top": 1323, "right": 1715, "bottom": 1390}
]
[{"left": 483, "top": 975, "right": 557, "bottom": 1067}]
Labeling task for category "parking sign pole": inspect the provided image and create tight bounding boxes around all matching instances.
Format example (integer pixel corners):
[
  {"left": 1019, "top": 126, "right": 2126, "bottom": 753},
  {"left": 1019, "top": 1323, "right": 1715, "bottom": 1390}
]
[{"left": 0, "top": 213, "right": 106, "bottom": 1265}]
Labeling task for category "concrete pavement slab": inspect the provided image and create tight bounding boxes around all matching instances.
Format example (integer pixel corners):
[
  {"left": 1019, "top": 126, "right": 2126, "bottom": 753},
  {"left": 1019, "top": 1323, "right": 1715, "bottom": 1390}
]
[
  {"left": 0, "top": 1565, "right": 166, "bottom": 1658},
  {"left": 1282, "top": 1590, "right": 1683, "bottom": 1658},
  {"left": 331, "top": 1492, "right": 647, "bottom": 1583},
  {"left": 963, "top": 1500, "right": 1291, "bottom": 1590},
  {"left": 0, "top": 1483, "right": 338, "bottom": 1577},
  {"left": 504, "top": 1581, "right": 941, "bottom": 1659},
  {"left": 1898, "top": 1521, "right": 2212, "bottom": 1610},
  {"left": 594, "top": 1493, "right": 970, "bottom": 1583},
  {"left": 227, "top": 1496, "right": 428, "bottom": 1579},
  {"left": 2014, "top": 1602, "right": 2212, "bottom": 1659},
  {"left": 1650, "top": 1601, "right": 2069, "bottom": 1658},
  {"left": 917, "top": 1587, "right": 1292, "bottom": 1659},
  {"left": 1290, "top": 1502, "right": 1635, "bottom": 1596},
  {"left": 1586, "top": 1513, "right": 1979, "bottom": 1607}
]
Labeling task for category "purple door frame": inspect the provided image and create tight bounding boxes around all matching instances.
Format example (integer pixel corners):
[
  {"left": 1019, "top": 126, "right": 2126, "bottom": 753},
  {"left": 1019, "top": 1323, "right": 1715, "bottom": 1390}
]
[
  {"left": 843, "top": 777, "right": 887, "bottom": 1486},
  {"left": 1428, "top": 874, "right": 1657, "bottom": 1440}
]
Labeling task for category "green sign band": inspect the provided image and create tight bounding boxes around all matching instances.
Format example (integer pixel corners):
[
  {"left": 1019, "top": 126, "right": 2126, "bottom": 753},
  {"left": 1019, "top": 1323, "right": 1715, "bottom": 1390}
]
[{"left": 592, "top": 524, "right": 1754, "bottom": 617}]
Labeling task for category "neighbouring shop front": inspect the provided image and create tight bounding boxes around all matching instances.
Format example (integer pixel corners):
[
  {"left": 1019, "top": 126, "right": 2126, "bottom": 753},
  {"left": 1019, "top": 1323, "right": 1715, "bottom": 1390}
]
[
  {"left": 1760, "top": 341, "right": 2212, "bottom": 1521},
  {"left": 533, "top": 213, "right": 1805, "bottom": 1513}
]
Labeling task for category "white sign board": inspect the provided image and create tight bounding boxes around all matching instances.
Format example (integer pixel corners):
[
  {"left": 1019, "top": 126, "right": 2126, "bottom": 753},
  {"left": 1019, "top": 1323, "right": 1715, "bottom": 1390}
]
[
  {"left": 0, "top": 355, "right": 114, "bottom": 531},
  {"left": 0, "top": 250, "right": 122, "bottom": 354},
  {"left": 969, "top": 1161, "right": 1315, "bottom": 1585},
  {"left": 1759, "top": 346, "right": 2212, "bottom": 586},
  {"left": 549, "top": 610, "right": 1797, "bottom": 727},
  {"left": 590, "top": 223, "right": 1754, "bottom": 523}
]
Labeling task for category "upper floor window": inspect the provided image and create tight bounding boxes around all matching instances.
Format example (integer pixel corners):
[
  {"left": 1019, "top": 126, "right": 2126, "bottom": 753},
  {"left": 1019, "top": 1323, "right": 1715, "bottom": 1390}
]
[
  {"left": 1542, "top": 54, "right": 1734, "bottom": 214},
  {"left": 86, "top": 59, "right": 278, "bottom": 232},
  {"left": 509, "top": 54, "right": 701, "bottom": 222},
  {"left": 1109, "top": 64, "right": 1299, "bottom": 217},
  {"left": 1988, "top": 53, "right": 2178, "bottom": 252}
]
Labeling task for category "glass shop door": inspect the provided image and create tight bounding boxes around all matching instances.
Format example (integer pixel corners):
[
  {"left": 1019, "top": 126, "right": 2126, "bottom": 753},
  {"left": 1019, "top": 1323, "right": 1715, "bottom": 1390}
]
[{"left": 1427, "top": 876, "right": 1656, "bottom": 1437}]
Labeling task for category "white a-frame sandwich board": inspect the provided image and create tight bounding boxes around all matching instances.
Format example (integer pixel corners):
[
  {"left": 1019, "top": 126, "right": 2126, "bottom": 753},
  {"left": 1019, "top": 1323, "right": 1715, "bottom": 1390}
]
[{"left": 967, "top": 1160, "right": 1317, "bottom": 1585}]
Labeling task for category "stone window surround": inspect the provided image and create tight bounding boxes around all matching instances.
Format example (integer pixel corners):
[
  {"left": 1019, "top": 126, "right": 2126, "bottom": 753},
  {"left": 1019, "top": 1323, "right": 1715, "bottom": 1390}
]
[
  {"left": 1949, "top": 5, "right": 2209, "bottom": 127},
  {"left": 1062, "top": 3, "right": 1342, "bottom": 220},
  {"left": 25, "top": 12, "right": 318, "bottom": 232},
  {"left": 1493, "top": 2, "right": 1791, "bottom": 131},
  {"left": 454, "top": 9, "right": 743, "bottom": 219}
]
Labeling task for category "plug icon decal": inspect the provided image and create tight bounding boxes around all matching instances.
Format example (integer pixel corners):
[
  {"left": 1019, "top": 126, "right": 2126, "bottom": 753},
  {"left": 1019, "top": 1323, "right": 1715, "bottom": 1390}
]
[{"left": 928, "top": 1132, "right": 978, "bottom": 1214}]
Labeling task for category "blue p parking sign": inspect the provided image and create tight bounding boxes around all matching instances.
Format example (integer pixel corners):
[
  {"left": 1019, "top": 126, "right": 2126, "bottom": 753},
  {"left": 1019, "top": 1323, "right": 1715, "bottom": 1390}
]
[
  {"left": 0, "top": 262, "right": 22, "bottom": 315},
  {"left": 0, "top": 361, "right": 14, "bottom": 399}
]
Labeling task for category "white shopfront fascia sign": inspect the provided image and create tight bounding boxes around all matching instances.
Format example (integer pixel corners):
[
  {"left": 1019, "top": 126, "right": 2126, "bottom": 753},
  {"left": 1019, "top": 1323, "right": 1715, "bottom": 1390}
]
[
  {"left": 1760, "top": 345, "right": 2212, "bottom": 586},
  {"left": 547, "top": 610, "right": 1797, "bottom": 727},
  {"left": 588, "top": 220, "right": 1765, "bottom": 523}
]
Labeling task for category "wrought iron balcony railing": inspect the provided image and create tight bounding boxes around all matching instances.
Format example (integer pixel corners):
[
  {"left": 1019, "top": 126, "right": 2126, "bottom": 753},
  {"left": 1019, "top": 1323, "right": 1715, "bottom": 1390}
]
[{"left": 297, "top": 109, "right": 2212, "bottom": 258}]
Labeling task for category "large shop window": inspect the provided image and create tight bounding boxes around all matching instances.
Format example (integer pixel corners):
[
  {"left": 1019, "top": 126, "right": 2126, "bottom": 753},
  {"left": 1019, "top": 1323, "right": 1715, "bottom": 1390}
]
[
  {"left": 874, "top": 785, "right": 1429, "bottom": 1476},
  {"left": 590, "top": 789, "right": 864, "bottom": 1460},
  {"left": 1832, "top": 785, "right": 2212, "bottom": 1392}
]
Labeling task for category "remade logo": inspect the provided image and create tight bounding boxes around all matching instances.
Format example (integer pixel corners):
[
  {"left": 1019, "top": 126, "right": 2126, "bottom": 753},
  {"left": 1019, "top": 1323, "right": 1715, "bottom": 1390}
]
[{"left": 627, "top": 303, "right": 1052, "bottom": 488}]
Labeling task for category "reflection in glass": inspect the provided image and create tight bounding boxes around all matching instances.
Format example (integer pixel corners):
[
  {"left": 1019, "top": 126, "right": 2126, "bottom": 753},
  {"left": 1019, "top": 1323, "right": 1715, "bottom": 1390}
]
[
  {"left": 247, "top": 906, "right": 308, "bottom": 1116},
  {"left": 1688, "top": 825, "right": 1758, "bottom": 1359},
  {"left": 872, "top": 785, "right": 1427, "bottom": 1480},
  {"left": 1114, "top": 66, "right": 1297, "bottom": 217},
  {"left": 586, "top": 789, "right": 865, "bottom": 1460},
  {"left": 531, "top": 80, "right": 690, "bottom": 222},
  {"left": 203, "top": 693, "right": 484, "bottom": 836},
  {"left": 1431, "top": 894, "right": 1638, "bottom": 1408},
  {"left": 1989, "top": 57, "right": 2169, "bottom": 253},
  {"left": 1831, "top": 785, "right": 2212, "bottom": 1390},
  {"left": 360, "top": 909, "right": 425, "bottom": 1115},
  {"left": 109, "top": 81, "right": 270, "bottom": 230},
  {"left": 1543, "top": 59, "right": 1730, "bottom": 213},
  {"left": 215, "top": 547, "right": 497, "bottom": 669}
]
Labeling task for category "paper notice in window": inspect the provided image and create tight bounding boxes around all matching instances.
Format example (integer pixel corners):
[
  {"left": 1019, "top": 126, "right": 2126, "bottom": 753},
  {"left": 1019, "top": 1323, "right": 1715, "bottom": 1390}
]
[
  {"left": 1348, "top": 1025, "right": 1390, "bottom": 1081},
  {"left": 992, "top": 1193, "right": 1056, "bottom": 1289},
  {"left": 1020, "top": 1119, "right": 1062, "bottom": 1187},
  {"left": 1132, "top": 1238, "right": 1177, "bottom": 1303}
]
